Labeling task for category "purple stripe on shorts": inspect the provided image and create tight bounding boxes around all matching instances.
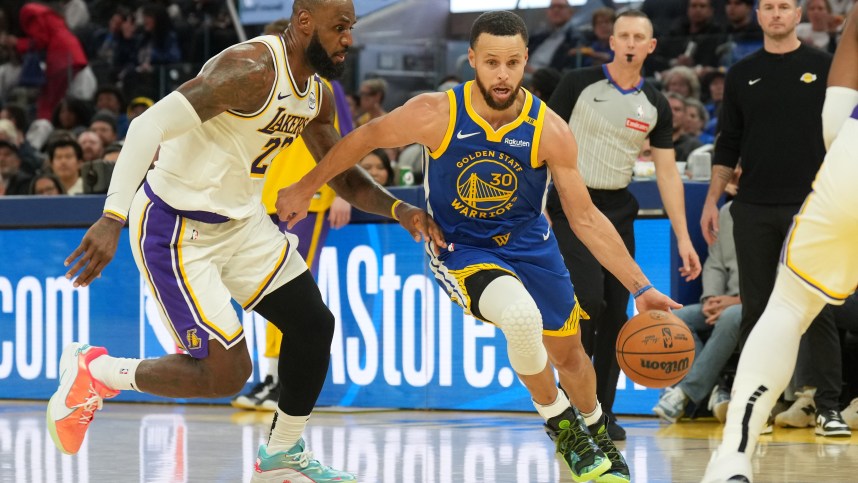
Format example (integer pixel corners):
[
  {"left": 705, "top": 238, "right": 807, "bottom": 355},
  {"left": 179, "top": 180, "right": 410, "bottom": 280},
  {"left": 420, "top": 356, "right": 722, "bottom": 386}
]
[
  {"left": 141, "top": 202, "right": 210, "bottom": 359},
  {"left": 144, "top": 182, "right": 230, "bottom": 224}
]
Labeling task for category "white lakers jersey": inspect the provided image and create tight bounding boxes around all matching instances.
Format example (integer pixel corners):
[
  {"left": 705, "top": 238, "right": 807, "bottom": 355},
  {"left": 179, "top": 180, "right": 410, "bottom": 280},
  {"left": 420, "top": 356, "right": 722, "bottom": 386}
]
[{"left": 146, "top": 35, "right": 323, "bottom": 220}]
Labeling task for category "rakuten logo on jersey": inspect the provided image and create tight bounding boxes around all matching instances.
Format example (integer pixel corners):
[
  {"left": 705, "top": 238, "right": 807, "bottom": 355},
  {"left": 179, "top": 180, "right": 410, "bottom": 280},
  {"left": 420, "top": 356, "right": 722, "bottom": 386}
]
[
  {"left": 625, "top": 118, "right": 650, "bottom": 132},
  {"left": 503, "top": 138, "right": 530, "bottom": 148}
]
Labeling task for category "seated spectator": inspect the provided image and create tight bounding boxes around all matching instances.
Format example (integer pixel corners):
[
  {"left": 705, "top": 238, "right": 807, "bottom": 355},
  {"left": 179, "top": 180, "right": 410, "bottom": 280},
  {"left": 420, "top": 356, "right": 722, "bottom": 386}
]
[
  {"left": 102, "top": 142, "right": 122, "bottom": 163},
  {"left": 720, "top": 0, "right": 763, "bottom": 66},
  {"left": 120, "top": 3, "right": 181, "bottom": 99},
  {"left": 51, "top": 97, "right": 92, "bottom": 137},
  {"left": 127, "top": 96, "right": 153, "bottom": 121},
  {"left": 355, "top": 78, "right": 387, "bottom": 127},
  {"left": 90, "top": 110, "right": 117, "bottom": 146},
  {"left": 663, "top": 66, "right": 702, "bottom": 101},
  {"left": 0, "top": 139, "right": 32, "bottom": 195},
  {"left": 528, "top": 67, "right": 561, "bottom": 101},
  {"left": 667, "top": 93, "right": 703, "bottom": 161},
  {"left": 358, "top": 148, "right": 395, "bottom": 187},
  {"left": 684, "top": 98, "right": 711, "bottom": 143},
  {"left": 658, "top": 0, "right": 725, "bottom": 70},
  {"left": 77, "top": 130, "right": 104, "bottom": 162},
  {"left": 0, "top": 109, "right": 41, "bottom": 173},
  {"left": 527, "top": 0, "right": 580, "bottom": 72},
  {"left": 570, "top": 7, "right": 614, "bottom": 68},
  {"left": 653, "top": 201, "right": 741, "bottom": 424},
  {"left": 47, "top": 138, "right": 84, "bottom": 194},
  {"left": 94, "top": 85, "right": 129, "bottom": 137},
  {"left": 29, "top": 171, "right": 65, "bottom": 195},
  {"left": 797, "top": 0, "right": 839, "bottom": 52},
  {"left": 701, "top": 69, "right": 725, "bottom": 140}
]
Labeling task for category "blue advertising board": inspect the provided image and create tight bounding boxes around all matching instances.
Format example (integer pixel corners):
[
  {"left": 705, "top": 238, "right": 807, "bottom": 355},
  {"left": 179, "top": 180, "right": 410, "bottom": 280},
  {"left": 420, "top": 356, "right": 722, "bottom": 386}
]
[{"left": 0, "top": 219, "right": 670, "bottom": 414}]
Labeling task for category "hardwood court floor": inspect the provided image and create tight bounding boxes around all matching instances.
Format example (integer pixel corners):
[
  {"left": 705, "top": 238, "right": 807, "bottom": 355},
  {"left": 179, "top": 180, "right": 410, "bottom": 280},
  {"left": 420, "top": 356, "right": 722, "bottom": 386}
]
[{"left": 2, "top": 400, "right": 856, "bottom": 482}]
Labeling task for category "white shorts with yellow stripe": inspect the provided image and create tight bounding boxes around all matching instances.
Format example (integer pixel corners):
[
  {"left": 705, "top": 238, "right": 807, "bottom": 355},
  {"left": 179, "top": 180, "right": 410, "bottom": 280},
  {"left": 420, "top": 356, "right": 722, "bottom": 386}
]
[
  {"left": 128, "top": 184, "right": 307, "bottom": 359},
  {"left": 781, "top": 118, "right": 858, "bottom": 304}
]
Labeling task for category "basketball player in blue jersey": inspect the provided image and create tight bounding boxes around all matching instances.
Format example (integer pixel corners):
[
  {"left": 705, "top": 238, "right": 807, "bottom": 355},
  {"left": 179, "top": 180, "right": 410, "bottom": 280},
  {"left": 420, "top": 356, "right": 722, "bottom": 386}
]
[
  {"left": 278, "top": 11, "right": 682, "bottom": 483},
  {"left": 51, "top": 1, "right": 439, "bottom": 481},
  {"left": 702, "top": 5, "right": 858, "bottom": 483}
]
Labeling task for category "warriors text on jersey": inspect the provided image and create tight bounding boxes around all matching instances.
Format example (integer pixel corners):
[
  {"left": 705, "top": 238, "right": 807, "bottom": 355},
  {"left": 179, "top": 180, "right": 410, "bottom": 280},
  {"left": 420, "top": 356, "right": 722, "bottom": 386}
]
[
  {"left": 146, "top": 34, "right": 323, "bottom": 220},
  {"left": 426, "top": 81, "right": 550, "bottom": 247}
]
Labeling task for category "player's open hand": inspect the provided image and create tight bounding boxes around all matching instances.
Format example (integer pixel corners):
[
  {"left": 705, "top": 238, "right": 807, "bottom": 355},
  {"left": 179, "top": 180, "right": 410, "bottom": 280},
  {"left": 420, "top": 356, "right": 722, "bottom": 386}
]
[
  {"left": 396, "top": 203, "right": 447, "bottom": 255},
  {"left": 64, "top": 216, "right": 123, "bottom": 287},
  {"left": 276, "top": 184, "right": 313, "bottom": 230},
  {"left": 677, "top": 238, "right": 702, "bottom": 281},
  {"left": 633, "top": 287, "right": 682, "bottom": 314}
]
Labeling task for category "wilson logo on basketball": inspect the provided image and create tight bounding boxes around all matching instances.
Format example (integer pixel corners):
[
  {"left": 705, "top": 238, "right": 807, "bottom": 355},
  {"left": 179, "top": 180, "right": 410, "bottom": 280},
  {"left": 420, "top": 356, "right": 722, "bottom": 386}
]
[
  {"left": 640, "top": 357, "right": 690, "bottom": 374},
  {"left": 625, "top": 118, "right": 649, "bottom": 132}
]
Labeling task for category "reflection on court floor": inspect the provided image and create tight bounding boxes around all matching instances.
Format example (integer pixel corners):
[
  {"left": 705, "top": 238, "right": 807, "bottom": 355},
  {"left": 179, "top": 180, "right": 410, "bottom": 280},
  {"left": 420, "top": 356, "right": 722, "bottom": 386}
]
[{"left": 1, "top": 401, "right": 857, "bottom": 482}]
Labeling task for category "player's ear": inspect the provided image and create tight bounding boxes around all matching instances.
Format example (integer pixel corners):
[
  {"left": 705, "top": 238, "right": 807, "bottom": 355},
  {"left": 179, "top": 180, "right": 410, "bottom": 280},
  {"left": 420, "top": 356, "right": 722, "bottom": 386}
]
[
  {"left": 295, "top": 8, "right": 313, "bottom": 35},
  {"left": 468, "top": 48, "right": 476, "bottom": 69}
]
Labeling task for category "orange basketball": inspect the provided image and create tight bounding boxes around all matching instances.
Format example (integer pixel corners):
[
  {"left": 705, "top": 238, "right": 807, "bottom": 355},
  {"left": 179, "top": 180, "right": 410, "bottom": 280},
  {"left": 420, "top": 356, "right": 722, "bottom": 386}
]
[{"left": 616, "top": 310, "right": 695, "bottom": 388}]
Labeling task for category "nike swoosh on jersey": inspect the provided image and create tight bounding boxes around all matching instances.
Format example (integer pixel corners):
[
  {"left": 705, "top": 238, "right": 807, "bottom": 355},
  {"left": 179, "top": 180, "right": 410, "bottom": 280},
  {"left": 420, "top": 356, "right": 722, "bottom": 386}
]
[
  {"left": 456, "top": 130, "right": 480, "bottom": 139},
  {"left": 748, "top": 79, "right": 762, "bottom": 85},
  {"left": 543, "top": 230, "right": 550, "bottom": 240},
  {"left": 277, "top": 92, "right": 291, "bottom": 100}
]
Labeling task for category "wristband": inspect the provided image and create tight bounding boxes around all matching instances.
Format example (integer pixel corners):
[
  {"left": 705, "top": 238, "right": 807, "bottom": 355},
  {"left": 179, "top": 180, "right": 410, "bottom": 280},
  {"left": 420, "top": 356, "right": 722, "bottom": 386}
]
[
  {"left": 102, "top": 211, "right": 127, "bottom": 226},
  {"left": 390, "top": 200, "right": 403, "bottom": 221},
  {"left": 633, "top": 284, "right": 653, "bottom": 299}
]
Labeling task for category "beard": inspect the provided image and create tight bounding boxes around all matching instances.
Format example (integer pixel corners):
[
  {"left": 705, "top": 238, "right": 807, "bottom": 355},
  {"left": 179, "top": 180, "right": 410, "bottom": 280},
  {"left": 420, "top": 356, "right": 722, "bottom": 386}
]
[
  {"left": 306, "top": 31, "right": 346, "bottom": 79},
  {"left": 475, "top": 73, "right": 522, "bottom": 111}
]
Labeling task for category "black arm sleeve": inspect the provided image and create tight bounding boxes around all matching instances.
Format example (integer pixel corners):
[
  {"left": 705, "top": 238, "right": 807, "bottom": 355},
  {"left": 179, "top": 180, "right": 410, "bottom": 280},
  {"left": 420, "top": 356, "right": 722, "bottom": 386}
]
[
  {"left": 547, "top": 71, "right": 582, "bottom": 121},
  {"left": 650, "top": 92, "right": 674, "bottom": 149},
  {"left": 713, "top": 68, "right": 742, "bottom": 169}
]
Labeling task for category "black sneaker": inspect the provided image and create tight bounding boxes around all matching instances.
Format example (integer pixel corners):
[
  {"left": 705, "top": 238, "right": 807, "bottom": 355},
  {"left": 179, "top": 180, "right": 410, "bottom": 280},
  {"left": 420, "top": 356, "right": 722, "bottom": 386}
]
[
  {"left": 231, "top": 375, "right": 279, "bottom": 411},
  {"left": 815, "top": 409, "right": 852, "bottom": 437},
  {"left": 605, "top": 412, "right": 626, "bottom": 441},
  {"left": 589, "top": 414, "right": 630, "bottom": 483},
  {"left": 545, "top": 407, "right": 611, "bottom": 482}
]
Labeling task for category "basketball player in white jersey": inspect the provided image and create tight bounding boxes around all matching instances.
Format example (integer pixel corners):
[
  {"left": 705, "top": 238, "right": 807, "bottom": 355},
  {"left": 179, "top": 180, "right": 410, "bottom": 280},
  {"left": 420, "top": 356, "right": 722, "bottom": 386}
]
[
  {"left": 702, "top": 5, "right": 858, "bottom": 482},
  {"left": 49, "top": 1, "right": 440, "bottom": 481}
]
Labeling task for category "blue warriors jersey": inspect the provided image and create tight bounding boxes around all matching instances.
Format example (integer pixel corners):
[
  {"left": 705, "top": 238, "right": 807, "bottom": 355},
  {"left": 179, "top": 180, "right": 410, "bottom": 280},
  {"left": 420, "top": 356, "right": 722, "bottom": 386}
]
[
  {"left": 426, "top": 81, "right": 550, "bottom": 247},
  {"left": 425, "top": 82, "right": 585, "bottom": 335}
]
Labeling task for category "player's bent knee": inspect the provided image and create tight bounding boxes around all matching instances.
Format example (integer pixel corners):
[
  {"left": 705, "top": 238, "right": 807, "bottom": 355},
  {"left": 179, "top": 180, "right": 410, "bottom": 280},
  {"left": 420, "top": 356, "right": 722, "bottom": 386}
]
[
  {"left": 500, "top": 299, "right": 547, "bottom": 375},
  {"left": 202, "top": 341, "right": 253, "bottom": 397}
]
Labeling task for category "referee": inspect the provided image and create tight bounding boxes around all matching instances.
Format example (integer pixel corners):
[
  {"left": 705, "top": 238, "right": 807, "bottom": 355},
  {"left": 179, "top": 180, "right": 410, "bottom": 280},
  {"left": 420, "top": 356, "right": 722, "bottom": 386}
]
[
  {"left": 547, "top": 9, "right": 701, "bottom": 440},
  {"left": 700, "top": 0, "right": 848, "bottom": 436}
]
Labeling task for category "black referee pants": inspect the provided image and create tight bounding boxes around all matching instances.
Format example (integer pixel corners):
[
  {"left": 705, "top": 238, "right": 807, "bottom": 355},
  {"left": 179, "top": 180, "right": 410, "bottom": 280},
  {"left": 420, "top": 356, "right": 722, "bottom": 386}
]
[
  {"left": 547, "top": 187, "right": 638, "bottom": 414},
  {"left": 730, "top": 200, "right": 841, "bottom": 412}
]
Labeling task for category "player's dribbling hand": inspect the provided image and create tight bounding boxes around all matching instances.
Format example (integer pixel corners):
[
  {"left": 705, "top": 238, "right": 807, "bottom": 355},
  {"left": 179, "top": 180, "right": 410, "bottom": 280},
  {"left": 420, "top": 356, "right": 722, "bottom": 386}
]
[
  {"left": 276, "top": 184, "right": 312, "bottom": 230},
  {"left": 396, "top": 203, "right": 447, "bottom": 255},
  {"left": 64, "top": 216, "right": 123, "bottom": 287},
  {"left": 633, "top": 287, "right": 682, "bottom": 314}
]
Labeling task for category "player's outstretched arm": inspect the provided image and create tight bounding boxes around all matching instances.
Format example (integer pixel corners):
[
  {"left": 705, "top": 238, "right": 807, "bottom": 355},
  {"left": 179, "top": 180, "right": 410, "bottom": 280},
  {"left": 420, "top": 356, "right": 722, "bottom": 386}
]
[
  {"left": 651, "top": 146, "right": 701, "bottom": 281},
  {"left": 65, "top": 42, "right": 275, "bottom": 287},
  {"left": 541, "top": 111, "right": 681, "bottom": 312},
  {"left": 293, "top": 89, "right": 447, "bottom": 248}
]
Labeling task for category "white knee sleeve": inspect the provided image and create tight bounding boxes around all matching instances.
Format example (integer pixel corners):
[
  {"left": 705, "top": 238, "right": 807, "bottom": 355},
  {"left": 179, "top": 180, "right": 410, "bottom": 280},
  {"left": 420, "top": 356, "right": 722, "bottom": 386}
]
[
  {"left": 499, "top": 299, "right": 548, "bottom": 375},
  {"left": 478, "top": 276, "right": 547, "bottom": 376}
]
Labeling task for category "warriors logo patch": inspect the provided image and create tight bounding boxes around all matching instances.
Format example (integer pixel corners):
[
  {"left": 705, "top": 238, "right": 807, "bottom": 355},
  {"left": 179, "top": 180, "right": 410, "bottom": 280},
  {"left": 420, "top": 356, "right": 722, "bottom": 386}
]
[{"left": 453, "top": 158, "right": 519, "bottom": 218}]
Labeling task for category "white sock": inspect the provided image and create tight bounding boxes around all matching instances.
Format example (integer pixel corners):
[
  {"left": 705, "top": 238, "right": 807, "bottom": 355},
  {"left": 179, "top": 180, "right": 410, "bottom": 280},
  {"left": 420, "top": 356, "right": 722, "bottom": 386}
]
[
  {"left": 268, "top": 409, "right": 309, "bottom": 454},
  {"left": 267, "top": 357, "right": 279, "bottom": 383},
  {"left": 720, "top": 271, "right": 825, "bottom": 456},
  {"left": 89, "top": 355, "right": 142, "bottom": 392},
  {"left": 581, "top": 401, "right": 604, "bottom": 427},
  {"left": 534, "top": 389, "right": 570, "bottom": 421}
]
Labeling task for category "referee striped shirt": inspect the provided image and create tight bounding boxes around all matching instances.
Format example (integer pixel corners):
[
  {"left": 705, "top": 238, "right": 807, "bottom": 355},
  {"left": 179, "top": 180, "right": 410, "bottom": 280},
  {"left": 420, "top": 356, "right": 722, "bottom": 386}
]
[{"left": 547, "top": 65, "right": 673, "bottom": 190}]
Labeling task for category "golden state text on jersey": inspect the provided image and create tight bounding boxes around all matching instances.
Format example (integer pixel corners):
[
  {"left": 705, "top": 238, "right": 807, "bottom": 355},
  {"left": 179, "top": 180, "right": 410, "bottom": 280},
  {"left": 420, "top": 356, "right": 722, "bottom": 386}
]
[
  {"left": 146, "top": 34, "right": 321, "bottom": 221},
  {"left": 426, "top": 81, "right": 549, "bottom": 248}
]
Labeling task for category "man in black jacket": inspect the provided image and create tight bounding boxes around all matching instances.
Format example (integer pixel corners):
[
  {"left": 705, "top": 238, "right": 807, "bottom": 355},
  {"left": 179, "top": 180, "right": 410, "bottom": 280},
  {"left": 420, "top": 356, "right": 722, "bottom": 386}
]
[
  {"left": 527, "top": 0, "right": 581, "bottom": 73},
  {"left": 700, "top": 0, "right": 848, "bottom": 441}
]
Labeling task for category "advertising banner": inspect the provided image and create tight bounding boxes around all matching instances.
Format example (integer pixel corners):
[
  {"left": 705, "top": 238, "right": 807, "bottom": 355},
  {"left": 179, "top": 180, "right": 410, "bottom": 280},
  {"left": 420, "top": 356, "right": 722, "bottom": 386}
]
[{"left": 0, "top": 220, "right": 670, "bottom": 414}]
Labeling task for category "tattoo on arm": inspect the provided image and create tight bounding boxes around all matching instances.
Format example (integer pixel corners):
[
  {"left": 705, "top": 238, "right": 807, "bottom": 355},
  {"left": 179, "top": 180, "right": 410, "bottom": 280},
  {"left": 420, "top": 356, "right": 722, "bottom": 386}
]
[
  {"left": 713, "top": 165, "right": 733, "bottom": 183},
  {"left": 177, "top": 43, "right": 275, "bottom": 122}
]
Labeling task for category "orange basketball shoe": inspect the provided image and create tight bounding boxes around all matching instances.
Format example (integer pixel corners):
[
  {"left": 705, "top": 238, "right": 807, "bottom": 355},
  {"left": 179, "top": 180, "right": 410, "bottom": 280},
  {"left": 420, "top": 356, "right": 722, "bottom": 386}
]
[{"left": 46, "top": 343, "right": 119, "bottom": 455}]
